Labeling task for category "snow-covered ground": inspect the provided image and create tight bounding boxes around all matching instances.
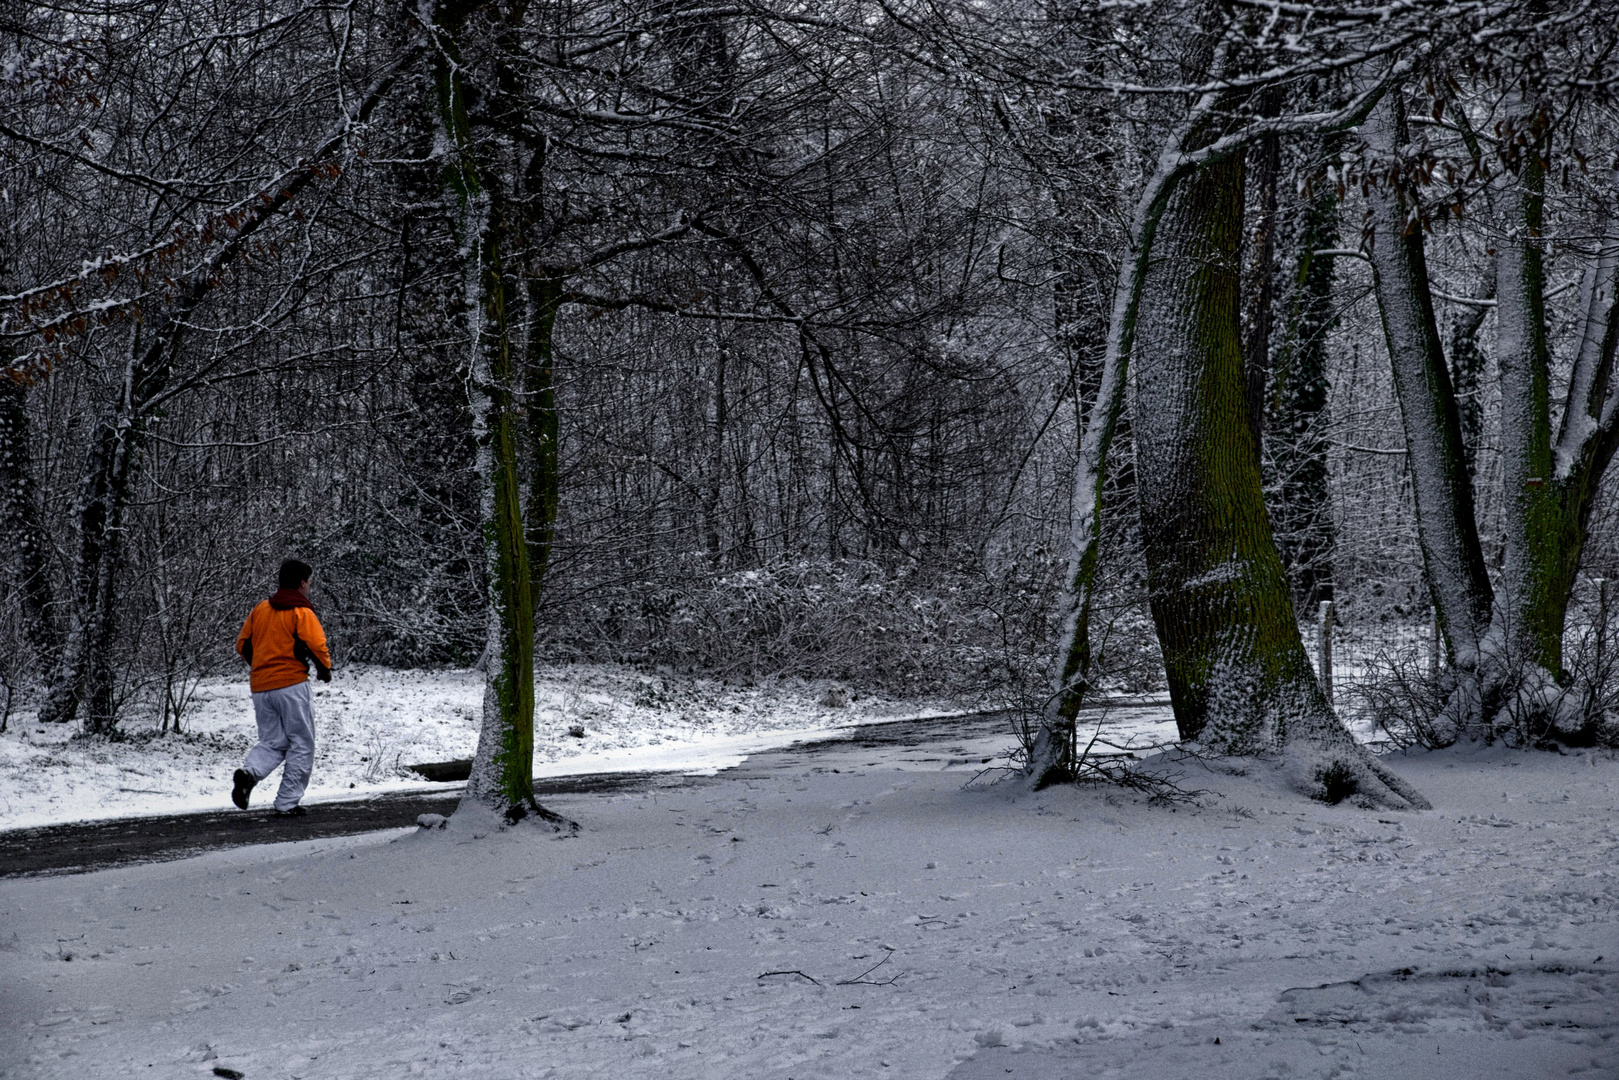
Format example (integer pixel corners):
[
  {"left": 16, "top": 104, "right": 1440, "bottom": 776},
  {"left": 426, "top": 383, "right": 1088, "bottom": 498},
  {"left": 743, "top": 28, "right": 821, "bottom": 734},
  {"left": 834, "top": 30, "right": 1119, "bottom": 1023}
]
[
  {"left": 3, "top": 736, "right": 1615, "bottom": 1079},
  {"left": 0, "top": 664, "right": 989, "bottom": 830}
]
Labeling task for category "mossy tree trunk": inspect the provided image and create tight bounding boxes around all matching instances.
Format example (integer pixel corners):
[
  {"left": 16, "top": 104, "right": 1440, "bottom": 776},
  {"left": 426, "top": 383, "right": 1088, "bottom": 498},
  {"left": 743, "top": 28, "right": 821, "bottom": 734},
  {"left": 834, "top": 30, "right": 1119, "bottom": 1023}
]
[
  {"left": 1494, "top": 106, "right": 1566, "bottom": 676},
  {"left": 1494, "top": 99, "right": 1619, "bottom": 692},
  {"left": 1266, "top": 140, "right": 1341, "bottom": 612},
  {"left": 1365, "top": 85, "right": 1619, "bottom": 740},
  {"left": 1030, "top": 64, "right": 1416, "bottom": 800},
  {"left": 432, "top": 0, "right": 570, "bottom": 829},
  {"left": 1129, "top": 144, "right": 1425, "bottom": 808}
]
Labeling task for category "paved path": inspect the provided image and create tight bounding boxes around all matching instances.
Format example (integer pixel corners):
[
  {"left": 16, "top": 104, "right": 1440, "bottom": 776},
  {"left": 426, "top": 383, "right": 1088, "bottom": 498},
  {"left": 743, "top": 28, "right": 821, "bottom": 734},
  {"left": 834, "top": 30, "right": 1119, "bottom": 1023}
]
[
  {"left": 1, "top": 708, "right": 1040, "bottom": 878},
  {"left": 0, "top": 770, "right": 690, "bottom": 878}
]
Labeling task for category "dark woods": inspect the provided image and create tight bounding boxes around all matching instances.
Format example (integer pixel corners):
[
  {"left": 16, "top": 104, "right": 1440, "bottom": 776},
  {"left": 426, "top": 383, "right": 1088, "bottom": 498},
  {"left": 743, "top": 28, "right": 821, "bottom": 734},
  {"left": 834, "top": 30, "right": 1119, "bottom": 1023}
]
[{"left": 3, "top": 2, "right": 1618, "bottom": 807}]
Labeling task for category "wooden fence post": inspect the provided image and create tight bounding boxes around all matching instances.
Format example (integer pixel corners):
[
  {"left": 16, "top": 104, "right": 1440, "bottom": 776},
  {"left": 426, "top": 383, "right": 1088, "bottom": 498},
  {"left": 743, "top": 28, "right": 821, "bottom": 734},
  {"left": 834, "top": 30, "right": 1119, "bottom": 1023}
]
[
  {"left": 1318, "top": 600, "right": 1334, "bottom": 703},
  {"left": 1429, "top": 605, "right": 1441, "bottom": 680},
  {"left": 1598, "top": 579, "right": 1610, "bottom": 685}
]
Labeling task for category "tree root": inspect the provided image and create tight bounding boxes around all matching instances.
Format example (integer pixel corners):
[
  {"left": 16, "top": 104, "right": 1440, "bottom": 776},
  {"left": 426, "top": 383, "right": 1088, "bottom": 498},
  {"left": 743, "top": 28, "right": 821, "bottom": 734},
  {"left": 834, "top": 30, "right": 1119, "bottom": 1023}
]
[
  {"left": 1279, "top": 741, "right": 1431, "bottom": 811},
  {"left": 504, "top": 797, "right": 580, "bottom": 833},
  {"left": 449, "top": 792, "right": 580, "bottom": 835}
]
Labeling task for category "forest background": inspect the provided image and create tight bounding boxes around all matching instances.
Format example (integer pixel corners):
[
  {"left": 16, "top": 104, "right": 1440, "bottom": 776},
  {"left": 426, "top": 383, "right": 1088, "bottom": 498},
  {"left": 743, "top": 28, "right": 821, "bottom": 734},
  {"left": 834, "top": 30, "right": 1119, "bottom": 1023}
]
[{"left": 2, "top": 0, "right": 1617, "bottom": 811}]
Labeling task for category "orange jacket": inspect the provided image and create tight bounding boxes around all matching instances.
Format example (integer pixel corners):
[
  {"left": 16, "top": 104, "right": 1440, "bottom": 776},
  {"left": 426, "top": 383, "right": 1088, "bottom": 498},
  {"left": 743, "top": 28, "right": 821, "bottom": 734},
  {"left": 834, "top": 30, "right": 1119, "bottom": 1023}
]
[{"left": 236, "top": 600, "right": 332, "bottom": 693}]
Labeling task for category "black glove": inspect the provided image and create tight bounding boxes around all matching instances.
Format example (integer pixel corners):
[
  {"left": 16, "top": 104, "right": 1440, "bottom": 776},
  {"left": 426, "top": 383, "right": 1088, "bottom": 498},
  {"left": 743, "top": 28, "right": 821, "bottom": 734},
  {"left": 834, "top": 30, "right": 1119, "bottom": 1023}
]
[{"left": 293, "top": 637, "right": 332, "bottom": 682}]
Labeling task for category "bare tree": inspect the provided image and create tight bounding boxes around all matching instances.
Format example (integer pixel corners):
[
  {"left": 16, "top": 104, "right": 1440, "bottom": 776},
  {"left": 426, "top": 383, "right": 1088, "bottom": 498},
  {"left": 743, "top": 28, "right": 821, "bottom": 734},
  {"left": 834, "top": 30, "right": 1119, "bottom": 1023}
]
[
  {"left": 2, "top": 1, "right": 419, "bottom": 731},
  {"left": 1362, "top": 13, "right": 1619, "bottom": 741},
  {"left": 1012, "top": 0, "right": 1453, "bottom": 805}
]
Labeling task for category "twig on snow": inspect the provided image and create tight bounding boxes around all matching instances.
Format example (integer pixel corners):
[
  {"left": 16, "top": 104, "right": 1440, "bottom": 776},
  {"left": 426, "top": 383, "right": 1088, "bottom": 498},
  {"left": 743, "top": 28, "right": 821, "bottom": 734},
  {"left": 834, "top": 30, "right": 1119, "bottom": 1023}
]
[
  {"left": 836, "top": 952, "right": 904, "bottom": 986},
  {"left": 966, "top": 763, "right": 1023, "bottom": 786},
  {"left": 757, "top": 969, "right": 821, "bottom": 985}
]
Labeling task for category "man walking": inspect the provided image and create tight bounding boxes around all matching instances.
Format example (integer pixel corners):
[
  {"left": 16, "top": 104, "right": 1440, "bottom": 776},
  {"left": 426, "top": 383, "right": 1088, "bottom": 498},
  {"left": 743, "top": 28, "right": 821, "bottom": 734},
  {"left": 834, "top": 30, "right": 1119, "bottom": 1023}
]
[{"left": 231, "top": 559, "right": 332, "bottom": 816}]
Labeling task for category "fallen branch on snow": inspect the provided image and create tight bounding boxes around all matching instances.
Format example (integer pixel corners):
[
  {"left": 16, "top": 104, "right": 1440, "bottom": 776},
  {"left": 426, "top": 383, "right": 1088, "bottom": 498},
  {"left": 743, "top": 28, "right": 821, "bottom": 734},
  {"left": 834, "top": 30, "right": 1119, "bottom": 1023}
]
[
  {"left": 757, "top": 969, "right": 820, "bottom": 985},
  {"left": 836, "top": 952, "right": 904, "bottom": 986}
]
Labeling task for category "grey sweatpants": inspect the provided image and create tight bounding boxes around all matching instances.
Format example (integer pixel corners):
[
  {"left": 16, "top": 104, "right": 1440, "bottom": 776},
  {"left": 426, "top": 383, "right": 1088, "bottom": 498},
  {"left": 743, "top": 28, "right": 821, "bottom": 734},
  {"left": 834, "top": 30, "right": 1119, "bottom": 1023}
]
[{"left": 243, "top": 681, "right": 315, "bottom": 811}]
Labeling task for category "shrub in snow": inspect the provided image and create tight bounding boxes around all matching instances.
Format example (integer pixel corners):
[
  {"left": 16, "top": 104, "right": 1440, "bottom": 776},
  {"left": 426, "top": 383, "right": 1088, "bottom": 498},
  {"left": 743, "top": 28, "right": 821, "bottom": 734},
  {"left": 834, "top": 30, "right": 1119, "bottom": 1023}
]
[{"left": 539, "top": 555, "right": 1164, "bottom": 704}]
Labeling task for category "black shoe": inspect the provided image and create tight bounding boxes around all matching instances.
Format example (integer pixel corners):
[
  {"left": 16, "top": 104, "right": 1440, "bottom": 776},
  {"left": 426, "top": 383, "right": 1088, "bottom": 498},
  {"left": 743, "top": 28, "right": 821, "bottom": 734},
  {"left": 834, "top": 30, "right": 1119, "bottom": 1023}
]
[
  {"left": 274, "top": 805, "right": 307, "bottom": 817},
  {"left": 231, "top": 769, "right": 257, "bottom": 810}
]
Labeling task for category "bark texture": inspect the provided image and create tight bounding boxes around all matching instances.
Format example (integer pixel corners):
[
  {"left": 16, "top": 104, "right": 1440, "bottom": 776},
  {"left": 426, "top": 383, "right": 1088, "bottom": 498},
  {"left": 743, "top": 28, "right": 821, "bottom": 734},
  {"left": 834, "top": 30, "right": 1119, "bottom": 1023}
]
[
  {"left": 0, "top": 366, "right": 57, "bottom": 671},
  {"left": 1493, "top": 112, "right": 1566, "bottom": 676},
  {"left": 1362, "top": 94, "right": 1494, "bottom": 669},
  {"left": 434, "top": 0, "right": 571, "bottom": 830},
  {"left": 1494, "top": 136, "right": 1619, "bottom": 702},
  {"left": 1130, "top": 148, "right": 1426, "bottom": 807}
]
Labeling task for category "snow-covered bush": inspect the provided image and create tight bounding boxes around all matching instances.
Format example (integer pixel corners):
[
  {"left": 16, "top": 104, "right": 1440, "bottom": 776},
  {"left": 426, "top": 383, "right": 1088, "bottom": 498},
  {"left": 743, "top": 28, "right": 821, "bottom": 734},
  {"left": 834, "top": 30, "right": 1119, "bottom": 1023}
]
[
  {"left": 1562, "top": 582, "right": 1619, "bottom": 748},
  {"left": 1352, "top": 641, "right": 1456, "bottom": 750},
  {"left": 1354, "top": 585, "right": 1619, "bottom": 751},
  {"left": 536, "top": 554, "right": 1163, "bottom": 701}
]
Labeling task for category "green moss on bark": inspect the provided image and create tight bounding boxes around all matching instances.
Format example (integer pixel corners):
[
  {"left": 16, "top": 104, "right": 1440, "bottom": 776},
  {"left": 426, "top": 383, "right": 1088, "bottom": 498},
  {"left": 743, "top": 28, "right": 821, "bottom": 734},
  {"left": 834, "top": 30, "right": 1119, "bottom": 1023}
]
[{"left": 1133, "top": 151, "right": 1332, "bottom": 752}]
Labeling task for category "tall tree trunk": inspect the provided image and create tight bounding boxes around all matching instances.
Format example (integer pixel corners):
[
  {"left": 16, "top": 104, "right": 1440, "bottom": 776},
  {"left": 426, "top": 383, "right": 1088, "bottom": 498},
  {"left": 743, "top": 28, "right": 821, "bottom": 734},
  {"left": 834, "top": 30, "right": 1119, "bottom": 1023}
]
[
  {"left": 77, "top": 419, "right": 137, "bottom": 734},
  {"left": 524, "top": 275, "right": 563, "bottom": 604},
  {"left": 1131, "top": 146, "right": 1425, "bottom": 808},
  {"left": 433, "top": 0, "right": 570, "bottom": 830},
  {"left": 1267, "top": 142, "right": 1341, "bottom": 611},
  {"left": 1362, "top": 93, "right": 1494, "bottom": 675},
  {"left": 514, "top": 120, "right": 564, "bottom": 612},
  {"left": 1493, "top": 107, "right": 1566, "bottom": 677},
  {"left": 0, "top": 362, "right": 58, "bottom": 671},
  {"left": 1366, "top": 88, "right": 1619, "bottom": 741},
  {"left": 1549, "top": 213, "right": 1619, "bottom": 695},
  {"left": 1494, "top": 118, "right": 1619, "bottom": 720}
]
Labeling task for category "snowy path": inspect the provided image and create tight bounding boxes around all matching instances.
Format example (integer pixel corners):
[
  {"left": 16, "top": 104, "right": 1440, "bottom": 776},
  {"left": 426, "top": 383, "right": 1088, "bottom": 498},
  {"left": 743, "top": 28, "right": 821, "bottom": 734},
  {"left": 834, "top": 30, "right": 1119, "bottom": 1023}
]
[
  {"left": 0, "top": 660, "right": 1177, "bottom": 831},
  {"left": 2, "top": 741, "right": 1615, "bottom": 1079},
  {"left": 0, "top": 711, "right": 1017, "bottom": 877},
  {"left": 0, "top": 664, "right": 1076, "bottom": 830}
]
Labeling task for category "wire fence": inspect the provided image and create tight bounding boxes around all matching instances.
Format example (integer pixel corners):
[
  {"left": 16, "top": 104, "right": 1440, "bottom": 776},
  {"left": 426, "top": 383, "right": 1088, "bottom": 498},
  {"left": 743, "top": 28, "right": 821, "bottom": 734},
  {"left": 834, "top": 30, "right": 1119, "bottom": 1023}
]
[
  {"left": 1300, "top": 604, "right": 1439, "bottom": 695},
  {"left": 1299, "top": 602, "right": 1440, "bottom": 739}
]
